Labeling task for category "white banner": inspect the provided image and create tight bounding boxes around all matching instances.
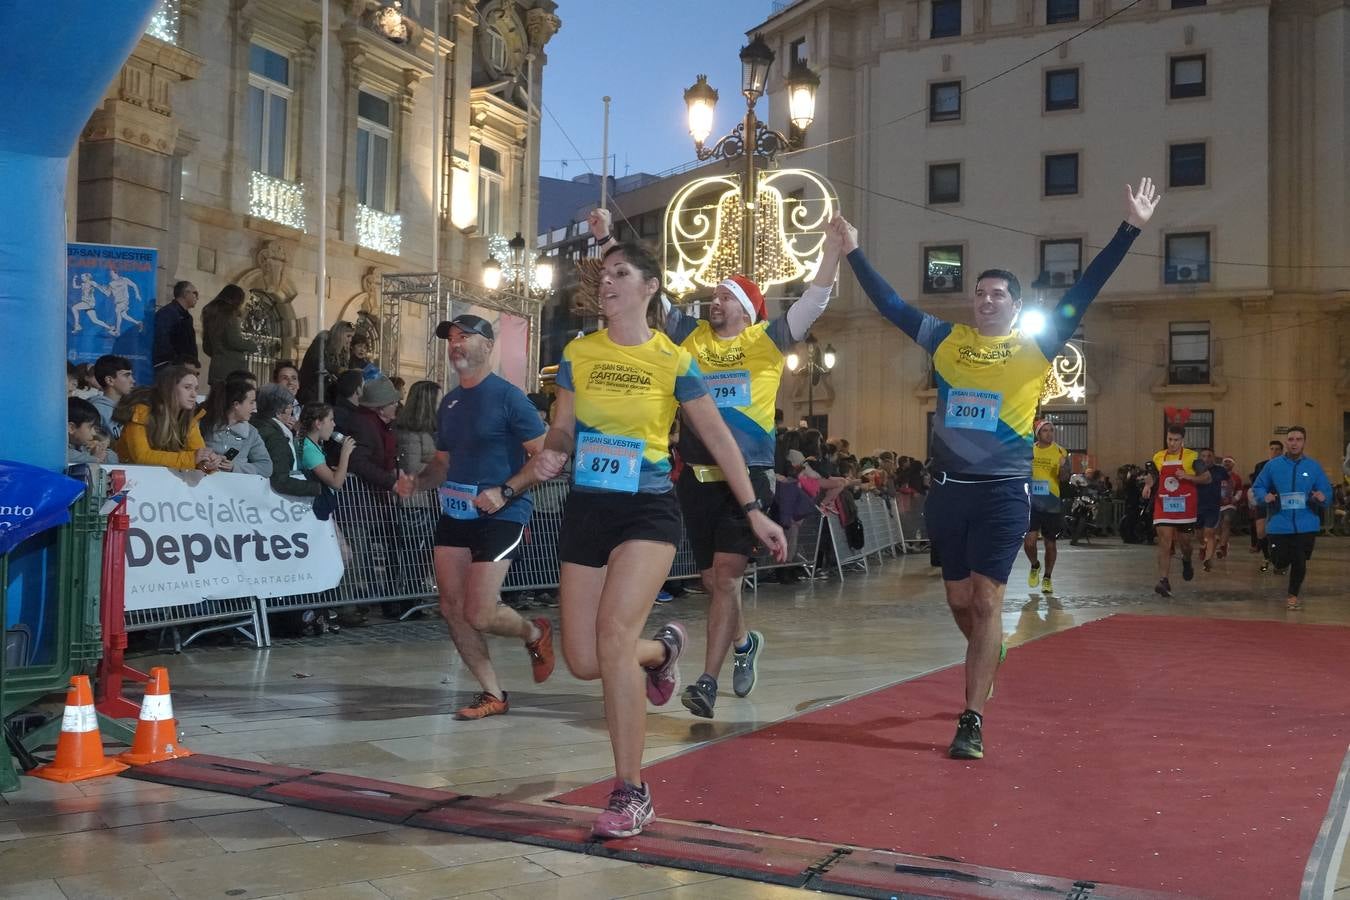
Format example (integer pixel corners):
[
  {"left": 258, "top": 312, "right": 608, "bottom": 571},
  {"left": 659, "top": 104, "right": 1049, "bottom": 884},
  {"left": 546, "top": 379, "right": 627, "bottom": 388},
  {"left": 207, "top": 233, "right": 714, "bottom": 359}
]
[{"left": 107, "top": 465, "right": 344, "bottom": 610}]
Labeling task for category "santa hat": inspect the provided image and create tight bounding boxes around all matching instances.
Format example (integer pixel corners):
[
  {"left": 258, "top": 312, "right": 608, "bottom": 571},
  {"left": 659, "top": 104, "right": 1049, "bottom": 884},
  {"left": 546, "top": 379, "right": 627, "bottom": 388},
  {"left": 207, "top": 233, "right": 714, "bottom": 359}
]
[{"left": 719, "top": 275, "right": 766, "bottom": 323}]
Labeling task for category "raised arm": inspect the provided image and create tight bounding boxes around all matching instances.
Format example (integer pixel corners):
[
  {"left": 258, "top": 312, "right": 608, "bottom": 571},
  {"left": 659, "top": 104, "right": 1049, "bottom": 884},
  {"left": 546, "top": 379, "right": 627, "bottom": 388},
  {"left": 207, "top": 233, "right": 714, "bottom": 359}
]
[
  {"left": 779, "top": 224, "right": 843, "bottom": 343},
  {"left": 836, "top": 215, "right": 944, "bottom": 350},
  {"left": 1042, "top": 177, "right": 1161, "bottom": 355}
]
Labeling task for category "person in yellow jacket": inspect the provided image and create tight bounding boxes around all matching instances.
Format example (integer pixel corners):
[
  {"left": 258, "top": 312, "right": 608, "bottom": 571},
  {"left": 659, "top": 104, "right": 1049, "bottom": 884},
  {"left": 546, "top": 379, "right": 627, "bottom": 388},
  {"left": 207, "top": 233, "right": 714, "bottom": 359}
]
[
  {"left": 1023, "top": 422, "right": 1069, "bottom": 594},
  {"left": 114, "top": 365, "right": 223, "bottom": 472}
]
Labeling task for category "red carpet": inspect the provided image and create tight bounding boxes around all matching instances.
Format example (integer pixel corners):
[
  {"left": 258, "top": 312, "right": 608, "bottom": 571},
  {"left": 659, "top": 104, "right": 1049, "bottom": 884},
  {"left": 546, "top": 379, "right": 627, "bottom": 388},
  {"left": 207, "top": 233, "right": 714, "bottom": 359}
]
[{"left": 554, "top": 615, "right": 1350, "bottom": 898}]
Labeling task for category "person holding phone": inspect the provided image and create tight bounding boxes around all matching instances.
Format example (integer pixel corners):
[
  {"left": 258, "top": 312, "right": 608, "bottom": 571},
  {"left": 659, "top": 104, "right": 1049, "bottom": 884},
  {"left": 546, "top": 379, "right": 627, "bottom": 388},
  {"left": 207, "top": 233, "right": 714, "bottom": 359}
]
[{"left": 200, "top": 376, "right": 273, "bottom": 476}]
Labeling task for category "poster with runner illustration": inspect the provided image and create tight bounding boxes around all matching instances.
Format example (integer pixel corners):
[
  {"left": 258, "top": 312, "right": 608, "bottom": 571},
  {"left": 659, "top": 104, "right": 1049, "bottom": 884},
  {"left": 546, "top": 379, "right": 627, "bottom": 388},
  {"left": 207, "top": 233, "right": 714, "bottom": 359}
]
[{"left": 66, "top": 242, "right": 156, "bottom": 385}]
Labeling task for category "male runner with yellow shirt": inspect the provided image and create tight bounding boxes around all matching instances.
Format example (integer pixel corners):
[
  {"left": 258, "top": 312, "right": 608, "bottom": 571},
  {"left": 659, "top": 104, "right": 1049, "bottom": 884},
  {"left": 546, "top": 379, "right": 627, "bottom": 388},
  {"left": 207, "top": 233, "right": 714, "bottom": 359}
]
[
  {"left": 1024, "top": 422, "right": 1068, "bottom": 594},
  {"left": 835, "top": 177, "right": 1160, "bottom": 760}
]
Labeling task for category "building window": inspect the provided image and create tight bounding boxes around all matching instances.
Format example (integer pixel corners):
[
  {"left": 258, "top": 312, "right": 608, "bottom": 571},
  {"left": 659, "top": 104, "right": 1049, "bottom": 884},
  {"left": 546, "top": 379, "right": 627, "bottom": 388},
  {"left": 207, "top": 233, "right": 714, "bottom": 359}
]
[
  {"left": 924, "top": 245, "right": 963, "bottom": 293},
  {"left": 1168, "top": 142, "right": 1207, "bottom": 188},
  {"left": 1043, "top": 409, "right": 1087, "bottom": 454},
  {"left": 931, "top": 0, "right": 961, "bottom": 38},
  {"left": 929, "top": 81, "right": 962, "bottom": 122},
  {"left": 1168, "top": 321, "right": 1211, "bottom": 385},
  {"left": 1165, "top": 232, "right": 1211, "bottom": 284},
  {"left": 1039, "top": 239, "right": 1082, "bottom": 288},
  {"left": 486, "top": 26, "right": 507, "bottom": 69},
  {"left": 356, "top": 91, "right": 393, "bottom": 212},
  {"left": 1044, "top": 153, "right": 1079, "bottom": 196},
  {"left": 1164, "top": 409, "right": 1214, "bottom": 450},
  {"left": 247, "top": 43, "right": 292, "bottom": 178},
  {"left": 1170, "top": 54, "right": 1207, "bottom": 99},
  {"left": 790, "top": 37, "right": 808, "bottom": 67},
  {"left": 477, "top": 145, "right": 503, "bottom": 235},
  {"left": 928, "top": 163, "right": 961, "bottom": 205},
  {"left": 1045, "top": 68, "right": 1080, "bottom": 111},
  {"left": 1171, "top": 0, "right": 1206, "bottom": 7},
  {"left": 1047, "top": 0, "right": 1079, "bottom": 23}
]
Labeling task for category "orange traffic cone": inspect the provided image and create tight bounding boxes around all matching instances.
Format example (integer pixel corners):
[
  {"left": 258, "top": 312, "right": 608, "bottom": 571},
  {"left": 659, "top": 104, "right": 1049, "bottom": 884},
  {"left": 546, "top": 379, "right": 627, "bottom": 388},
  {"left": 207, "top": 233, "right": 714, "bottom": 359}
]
[
  {"left": 30, "top": 675, "right": 128, "bottom": 782},
  {"left": 118, "top": 667, "right": 192, "bottom": 766}
]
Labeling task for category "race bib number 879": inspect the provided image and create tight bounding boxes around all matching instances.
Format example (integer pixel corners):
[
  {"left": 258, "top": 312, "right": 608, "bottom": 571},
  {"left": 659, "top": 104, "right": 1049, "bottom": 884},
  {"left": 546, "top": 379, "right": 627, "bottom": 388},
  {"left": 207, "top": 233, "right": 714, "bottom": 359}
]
[{"left": 575, "top": 433, "right": 645, "bottom": 493}]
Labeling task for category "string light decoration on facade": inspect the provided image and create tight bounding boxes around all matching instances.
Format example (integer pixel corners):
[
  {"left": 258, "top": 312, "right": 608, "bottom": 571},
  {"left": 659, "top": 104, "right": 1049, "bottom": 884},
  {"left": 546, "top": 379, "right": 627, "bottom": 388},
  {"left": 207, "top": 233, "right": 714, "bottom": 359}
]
[
  {"left": 356, "top": 204, "right": 403, "bottom": 256},
  {"left": 1040, "top": 339, "right": 1087, "bottom": 405},
  {"left": 487, "top": 232, "right": 524, "bottom": 285},
  {"left": 663, "top": 168, "right": 836, "bottom": 298},
  {"left": 146, "top": 0, "right": 180, "bottom": 44},
  {"left": 249, "top": 171, "right": 306, "bottom": 232}
]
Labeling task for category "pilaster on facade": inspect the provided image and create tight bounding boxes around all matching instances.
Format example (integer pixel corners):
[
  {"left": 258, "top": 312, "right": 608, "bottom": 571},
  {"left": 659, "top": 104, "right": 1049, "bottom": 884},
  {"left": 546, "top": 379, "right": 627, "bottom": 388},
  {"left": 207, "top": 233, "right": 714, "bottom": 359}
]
[{"left": 83, "top": 35, "right": 204, "bottom": 159}]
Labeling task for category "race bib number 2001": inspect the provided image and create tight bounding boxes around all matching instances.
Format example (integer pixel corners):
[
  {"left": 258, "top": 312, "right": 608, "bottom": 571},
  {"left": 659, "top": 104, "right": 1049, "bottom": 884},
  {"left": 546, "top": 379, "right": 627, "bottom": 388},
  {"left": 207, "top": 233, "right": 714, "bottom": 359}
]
[
  {"left": 575, "top": 433, "right": 645, "bottom": 493},
  {"left": 945, "top": 389, "right": 1002, "bottom": 432}
]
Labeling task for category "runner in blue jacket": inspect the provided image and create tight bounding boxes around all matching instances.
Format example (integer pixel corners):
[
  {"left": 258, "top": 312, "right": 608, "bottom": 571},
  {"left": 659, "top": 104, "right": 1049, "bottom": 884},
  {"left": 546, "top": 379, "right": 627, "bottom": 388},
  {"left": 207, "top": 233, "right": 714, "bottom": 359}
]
[{"left": 1250, "top": 426, "right": 1332, "bottom": 610}]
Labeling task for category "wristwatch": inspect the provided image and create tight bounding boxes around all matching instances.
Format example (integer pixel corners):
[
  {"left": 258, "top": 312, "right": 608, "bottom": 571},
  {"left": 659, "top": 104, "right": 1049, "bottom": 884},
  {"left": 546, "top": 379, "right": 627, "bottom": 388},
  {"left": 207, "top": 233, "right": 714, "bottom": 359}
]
[
  {"left": 741, "top": 499, "right": 763, "bottom": 514},
  {"left": 500, "top": 484, "right": 517, "bottom": 501}
]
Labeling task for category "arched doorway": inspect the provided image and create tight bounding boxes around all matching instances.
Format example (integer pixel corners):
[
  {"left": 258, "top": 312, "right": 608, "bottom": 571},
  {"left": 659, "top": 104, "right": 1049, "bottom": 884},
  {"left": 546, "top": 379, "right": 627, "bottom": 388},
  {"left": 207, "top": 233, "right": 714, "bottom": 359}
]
[{"left": 241, "top": 289, "right": 284, "bottom": 383}]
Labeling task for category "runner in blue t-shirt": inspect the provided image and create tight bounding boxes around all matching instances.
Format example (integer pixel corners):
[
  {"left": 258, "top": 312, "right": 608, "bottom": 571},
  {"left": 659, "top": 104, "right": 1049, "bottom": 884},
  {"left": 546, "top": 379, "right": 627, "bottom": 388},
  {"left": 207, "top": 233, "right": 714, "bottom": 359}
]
[
  {"left": 1195, "top": 447, "right": 1227, "bottom": 571},
  {"left": 394, "top": 314, "right": 553, "bottom": 721}
]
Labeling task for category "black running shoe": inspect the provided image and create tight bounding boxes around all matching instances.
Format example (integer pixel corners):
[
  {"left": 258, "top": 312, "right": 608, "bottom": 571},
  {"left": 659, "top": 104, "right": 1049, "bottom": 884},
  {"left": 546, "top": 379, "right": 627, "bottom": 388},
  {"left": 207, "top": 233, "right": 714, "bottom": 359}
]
[
  {"left": 1181, "top": 558, "right": 1195, "bottom": 581},
  {"left": 680, "top": 676, "right": 717, "bottom": 719},
  {"left": 1154, "top": 578, "right": 1172, "bottom": 598},
  {"left": 948, "top": 710, "right": 984, "bottom": 760}
]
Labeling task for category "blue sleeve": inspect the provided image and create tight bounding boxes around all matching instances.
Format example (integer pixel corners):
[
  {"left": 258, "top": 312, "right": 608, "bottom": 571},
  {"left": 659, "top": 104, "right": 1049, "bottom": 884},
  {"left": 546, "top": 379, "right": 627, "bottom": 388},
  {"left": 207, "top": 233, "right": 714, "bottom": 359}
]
[
  {"left": 846, "top": 249, "right": 948, "bottom": 354},
  {"left": 665, "top": 305, "right": 699, "bottom": 345},
  {"left": 556, "top": 356, "right": 574, "bottom": 391},
  {"left": 1039, "top": 222, "right": 1141, "bottom": 358},
  {"left": 507, "top": 386, "right": 547, "bottom": 442},
  {"left": 1251, "top": 463, "right": 1272, "bottom": 499},
  {"left": 674, "top": 356, "right": 708, "bottom": 403}
]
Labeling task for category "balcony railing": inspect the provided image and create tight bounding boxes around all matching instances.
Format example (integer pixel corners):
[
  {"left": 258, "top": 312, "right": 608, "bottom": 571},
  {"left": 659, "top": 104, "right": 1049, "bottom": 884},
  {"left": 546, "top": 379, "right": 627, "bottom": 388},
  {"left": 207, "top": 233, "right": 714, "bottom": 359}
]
[
  {"left": 249, "top": 171, "right": 307, "bottom": 232},
  {"left": 146, "top": 0, "right": 180, "bottom": 44},
  {"left": 357, "top": 204, "right": 403, "bottom": 256}
]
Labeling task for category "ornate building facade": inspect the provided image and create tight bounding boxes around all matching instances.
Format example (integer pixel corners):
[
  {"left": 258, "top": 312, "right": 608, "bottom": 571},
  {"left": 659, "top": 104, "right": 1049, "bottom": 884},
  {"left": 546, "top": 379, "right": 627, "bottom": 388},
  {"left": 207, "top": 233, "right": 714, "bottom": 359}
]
[
  {"left": 69, "top": 0, "right": 559, "bottom": 380},
  {"left": 752, "top": 0, "right": 1350, "bottom": 472}
]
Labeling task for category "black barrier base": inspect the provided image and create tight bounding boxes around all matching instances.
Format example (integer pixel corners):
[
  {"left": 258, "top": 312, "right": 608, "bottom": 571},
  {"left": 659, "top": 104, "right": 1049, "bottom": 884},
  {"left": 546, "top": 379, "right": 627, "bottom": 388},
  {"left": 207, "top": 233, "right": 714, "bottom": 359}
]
[{"left": 122, "top": 755, "right": 1184, "bottom": 899}]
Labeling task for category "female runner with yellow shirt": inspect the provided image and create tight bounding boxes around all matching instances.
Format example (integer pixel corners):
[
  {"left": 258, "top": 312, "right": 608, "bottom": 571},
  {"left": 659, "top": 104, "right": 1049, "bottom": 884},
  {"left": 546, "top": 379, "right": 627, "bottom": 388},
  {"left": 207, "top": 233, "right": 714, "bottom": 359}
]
[{"left": 524, "top": 240, "right": 787, "bottom": 838}]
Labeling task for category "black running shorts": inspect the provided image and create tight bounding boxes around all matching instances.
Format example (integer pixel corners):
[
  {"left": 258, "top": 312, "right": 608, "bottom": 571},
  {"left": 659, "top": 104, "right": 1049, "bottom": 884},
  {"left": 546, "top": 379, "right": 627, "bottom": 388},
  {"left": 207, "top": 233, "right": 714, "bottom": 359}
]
[
  {"left": 676, "top": 466, "right": 776, "bottom": 570},
  {"left": 557, "top": 488, "right": 683, "bottom": 568},
  {"left": 434, "top": 516, "right": 525, "bottom": 562}
]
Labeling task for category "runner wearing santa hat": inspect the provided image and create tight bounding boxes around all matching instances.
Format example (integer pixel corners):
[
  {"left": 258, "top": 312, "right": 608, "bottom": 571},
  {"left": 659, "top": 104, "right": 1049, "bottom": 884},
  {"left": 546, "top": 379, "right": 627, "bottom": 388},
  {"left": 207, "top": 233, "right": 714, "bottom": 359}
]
[{"left": 586, "top": 207, "right": 840, "bottom": 719}]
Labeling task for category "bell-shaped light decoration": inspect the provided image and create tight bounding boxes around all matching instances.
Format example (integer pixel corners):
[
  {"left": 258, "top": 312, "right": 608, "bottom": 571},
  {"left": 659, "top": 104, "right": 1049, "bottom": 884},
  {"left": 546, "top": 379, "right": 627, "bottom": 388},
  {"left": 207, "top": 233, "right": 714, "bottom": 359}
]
[
  {"left": 739, "top": 34, "right": 775, "bottom": 101},
  {"left": 481, "top": 256, "right": 502, "bottom": 291},
  {"left": 684, "top": 74, "right": 719, "bottom": 146},
  {"left": 786, "top": 63, "right": 820, "bottom": 131},
  {"left": 532, "top": 253, "right": 554, "bottom": 293}
]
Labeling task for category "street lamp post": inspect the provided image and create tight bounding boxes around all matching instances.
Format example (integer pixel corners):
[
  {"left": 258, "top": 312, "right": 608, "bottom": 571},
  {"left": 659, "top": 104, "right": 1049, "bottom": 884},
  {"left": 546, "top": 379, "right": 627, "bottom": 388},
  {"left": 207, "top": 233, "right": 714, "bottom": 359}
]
[
  {"left": 785, "top": 334, "right": 836, "bottom": 423},
  {"left": 481, "top": 230, "right": 553, "bottom": 296},
  {"left": 684, "top": 35, "right": 820, "bottom": 280}
]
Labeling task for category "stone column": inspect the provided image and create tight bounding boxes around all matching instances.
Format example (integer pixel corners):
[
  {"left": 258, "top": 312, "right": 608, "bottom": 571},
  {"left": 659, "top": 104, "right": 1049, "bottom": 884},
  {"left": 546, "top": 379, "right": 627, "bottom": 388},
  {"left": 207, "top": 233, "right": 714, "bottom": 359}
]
[{"left": 77, "top": 34, "right": 203, "bottom": 297}]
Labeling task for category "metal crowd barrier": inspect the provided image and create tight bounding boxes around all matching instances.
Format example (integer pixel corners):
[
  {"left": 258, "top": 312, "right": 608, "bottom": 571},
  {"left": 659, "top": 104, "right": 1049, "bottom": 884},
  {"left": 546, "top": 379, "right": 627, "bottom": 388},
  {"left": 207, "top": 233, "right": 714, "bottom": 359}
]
[{"left": 122, "top": 475, "right": 916, "bottom": 648}]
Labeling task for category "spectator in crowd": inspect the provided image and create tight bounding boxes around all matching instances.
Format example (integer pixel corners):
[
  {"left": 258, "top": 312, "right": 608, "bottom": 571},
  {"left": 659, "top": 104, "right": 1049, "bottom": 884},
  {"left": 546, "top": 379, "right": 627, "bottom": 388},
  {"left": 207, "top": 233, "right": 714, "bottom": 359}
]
[
  {"left": 88, "top": 424, "right": 117, "bottom": 465},
  {"left": 349, "top": 375, "right": 401, "bottom": 491},
  {"left": 114, "top": 365, "right": 217, "bottom": 472},
  {"left": 252, "top": 384, "right": 321, "bottom": 498},
  {"left": 201, "top": 284, "right": 258, "bottom": 386},
  {"left": 390, "top": 375, "right": 407, "bottom": 400},
  {"left": 66, "top": 397, "right": 104, "bottom": 466},
  {"left": 296, "top": 402, "right": 356, "bottom": 497},
  {"left": 224, "top": 369, "right": 257, "bottom": 389},
  {"left": 347, "top": 332, "right": 376, "bottom": 376},
  {"left": 199, "top": 377, "right": 272, "bottom": 476},
  {"left": 272, "top": 359, "right": 301, "bottom": 397},
  {"left": 153, "top": 280, "right": 201, "bottom": 371},
  {"left": 89, "top": 354, "right": 133, "bottom": 437},
  {"left": 69, "top": 363, "right": 101, "bottom": 399},
  {"left": 298, "top": 320, "right": 355, "bottom": 402},
  {"left": 394, "top": 380, "right": 440, "bottom": 478},
  {"left": 331, "top": 369, "right": 364, "bottom": 440}
]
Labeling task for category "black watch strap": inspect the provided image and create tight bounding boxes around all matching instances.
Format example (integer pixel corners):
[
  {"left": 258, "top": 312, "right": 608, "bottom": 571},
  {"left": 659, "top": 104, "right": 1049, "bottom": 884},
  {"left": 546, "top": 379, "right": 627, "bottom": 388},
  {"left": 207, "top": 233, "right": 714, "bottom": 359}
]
[
  {"left": 500, "top": 484, "right": 517, "bottom": 500},
  {"left": 741, "top": 499, "right": 763, "bottom": 514}
]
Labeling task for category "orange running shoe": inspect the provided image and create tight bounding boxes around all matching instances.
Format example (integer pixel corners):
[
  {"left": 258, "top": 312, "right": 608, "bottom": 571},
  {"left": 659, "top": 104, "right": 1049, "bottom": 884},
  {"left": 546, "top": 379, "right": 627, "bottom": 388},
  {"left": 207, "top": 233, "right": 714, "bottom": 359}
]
[
  {"left": 454, "top": 691, "right": 509, "bottom": 720},
  {"left": 526, "top": 617, "right": 555, "bottom": 683}
]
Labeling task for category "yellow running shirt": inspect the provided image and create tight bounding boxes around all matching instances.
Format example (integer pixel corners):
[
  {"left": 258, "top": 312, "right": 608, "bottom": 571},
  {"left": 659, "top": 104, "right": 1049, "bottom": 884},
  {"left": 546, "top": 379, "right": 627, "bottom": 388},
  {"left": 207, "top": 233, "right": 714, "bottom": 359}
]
[
  {"left": 556, "top": 330, "right": 707, "bottom": 494},
  {"left": 1030, "top": 442, "right": 1068, "bottom": 511}
]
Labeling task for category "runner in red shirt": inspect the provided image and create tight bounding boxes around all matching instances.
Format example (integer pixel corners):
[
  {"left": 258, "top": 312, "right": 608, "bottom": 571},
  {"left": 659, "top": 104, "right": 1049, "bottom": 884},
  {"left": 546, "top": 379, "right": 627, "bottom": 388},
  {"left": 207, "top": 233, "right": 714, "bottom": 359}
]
[{"left": 1142, "top": 424, "right": 1211, "bottom": 597}]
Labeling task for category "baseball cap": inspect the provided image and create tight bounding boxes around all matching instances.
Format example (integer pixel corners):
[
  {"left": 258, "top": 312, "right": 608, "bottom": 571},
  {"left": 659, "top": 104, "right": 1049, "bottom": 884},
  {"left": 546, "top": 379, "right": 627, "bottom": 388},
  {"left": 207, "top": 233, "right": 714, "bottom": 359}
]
[{"left": 435, "top": 314, "right": 494, "bottom": 341}]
